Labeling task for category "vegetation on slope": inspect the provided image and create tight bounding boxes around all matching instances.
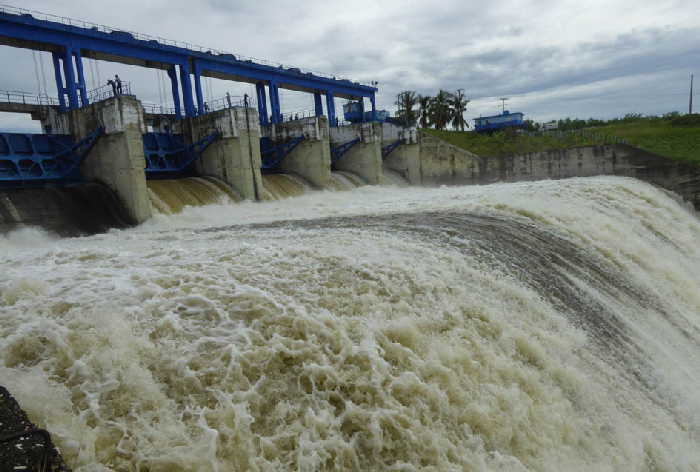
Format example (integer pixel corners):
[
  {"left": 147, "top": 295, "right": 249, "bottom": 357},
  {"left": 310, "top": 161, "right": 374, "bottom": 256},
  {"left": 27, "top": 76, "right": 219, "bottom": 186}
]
[
  {"left": 423, "top": 115, "right": 700, "bottom": 163},
  {"left": 421, "top": 128, "right": 605, "bottom": 158}
]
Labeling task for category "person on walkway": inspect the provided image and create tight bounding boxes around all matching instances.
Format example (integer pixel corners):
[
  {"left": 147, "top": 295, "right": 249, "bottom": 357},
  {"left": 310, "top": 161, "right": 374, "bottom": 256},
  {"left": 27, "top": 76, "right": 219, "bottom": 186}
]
[
  {"left": 115, "top": 75, "right": 122, "bottom": 95},
  {"left": 107, "top": 79, "right": 117, "bottom": 96}
]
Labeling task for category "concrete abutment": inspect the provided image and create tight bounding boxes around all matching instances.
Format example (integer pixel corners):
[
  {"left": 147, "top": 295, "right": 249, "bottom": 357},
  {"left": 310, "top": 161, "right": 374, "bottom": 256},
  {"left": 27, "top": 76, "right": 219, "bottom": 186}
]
[
  {"left": 330, "top": 122, "right": 383, "bottom": 184},
  {"left": 42, "top": 95, "right": 152, "bottom": 224},
  {"left": 272, "top": 116, "right": 332, "bottom": 188}
]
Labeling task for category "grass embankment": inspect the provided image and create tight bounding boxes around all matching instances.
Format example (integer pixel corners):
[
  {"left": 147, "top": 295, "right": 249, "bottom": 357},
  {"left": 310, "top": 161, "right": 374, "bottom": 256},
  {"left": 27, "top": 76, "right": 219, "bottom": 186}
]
[
  {"left": 422, "top": 128, "right": 603, "bottom": 158},
  {"left": 593, "top": 120, "right": 700, "bottom": 164},
  {"left": 423, "top": 117, "right": 700, "bottom": 164}
]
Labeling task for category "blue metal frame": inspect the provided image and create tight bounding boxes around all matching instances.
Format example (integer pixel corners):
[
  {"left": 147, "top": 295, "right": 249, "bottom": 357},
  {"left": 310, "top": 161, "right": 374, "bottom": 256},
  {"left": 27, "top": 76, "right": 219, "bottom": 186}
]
[
  {"left": 331, "top": 138, "right": 360, "bottom": 164},
  {"left": 143, "top": 131, "right": 220, "bottom": 177},
  {"left": 0, "top": 8, "right": 378, "bottom": 122},
  {"left": 0, "top": 128, "right": 103, "bottom": 185},
  {"left": 260, "top": 136, "right": 305, "bottom": 171},
  {"left": 382, "top": 139, "right": 404, "bottom": 159}
]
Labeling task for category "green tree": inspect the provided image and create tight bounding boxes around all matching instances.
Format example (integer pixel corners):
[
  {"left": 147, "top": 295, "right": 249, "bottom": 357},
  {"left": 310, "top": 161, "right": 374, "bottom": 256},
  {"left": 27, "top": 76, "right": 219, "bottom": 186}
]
[
  {"left": 418, "top": 95, "right": 432, "bottom": 128},
  {"left": 450, "top": 89, "right": 470, "bottom": 131},
  {"left": 395, "top": 91, "right": 418, "bottom": 127},
  {"left": 428, "top": 90, "right": 454, "bottom": 130}
]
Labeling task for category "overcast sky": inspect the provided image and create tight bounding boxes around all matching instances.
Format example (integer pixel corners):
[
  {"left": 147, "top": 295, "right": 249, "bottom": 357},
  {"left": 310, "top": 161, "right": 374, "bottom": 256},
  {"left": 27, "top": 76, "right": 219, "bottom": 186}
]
[{"left": 1, "top": 0, "right": 699, "bottom": 131}]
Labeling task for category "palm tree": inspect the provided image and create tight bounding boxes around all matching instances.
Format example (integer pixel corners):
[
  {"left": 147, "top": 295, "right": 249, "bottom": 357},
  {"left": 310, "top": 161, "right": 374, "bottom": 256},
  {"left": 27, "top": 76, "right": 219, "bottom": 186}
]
[
  {"left": 395, "top": 91, "right": 418, "bottom": 127},
  {"left": 450, "top": 89, "right": 470, "bottom": 131},
  {"left": 418, "top": 95, "right": 432, "bottom": 128},
  {"left": 428, "top": 90, "right": 454, "bottom": 130}
]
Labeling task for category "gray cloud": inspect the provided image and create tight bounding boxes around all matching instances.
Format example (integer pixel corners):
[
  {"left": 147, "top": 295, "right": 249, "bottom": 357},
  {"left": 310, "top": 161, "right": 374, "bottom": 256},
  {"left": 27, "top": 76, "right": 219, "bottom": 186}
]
[{"left": 1, "top": 0, "right": 699, "bottom": 131}]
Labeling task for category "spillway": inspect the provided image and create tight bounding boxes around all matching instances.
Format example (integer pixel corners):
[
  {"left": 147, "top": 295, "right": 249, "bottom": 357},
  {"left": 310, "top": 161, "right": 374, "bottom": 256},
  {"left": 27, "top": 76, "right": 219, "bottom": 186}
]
[
  {"left": 382, "top": 166, "right": 409, "bottom": 186},
  {"left": 1, "top": 176, "right": 700, "bottom": 470},
  {"left": 147, "top": 177, "right": 242, "bottom": 215},
  {"left": 0, "top": 183, "right": 133, "bottom": 236},
  {"left": 261, "top": 173, "right": 313, "bottom": 200}
]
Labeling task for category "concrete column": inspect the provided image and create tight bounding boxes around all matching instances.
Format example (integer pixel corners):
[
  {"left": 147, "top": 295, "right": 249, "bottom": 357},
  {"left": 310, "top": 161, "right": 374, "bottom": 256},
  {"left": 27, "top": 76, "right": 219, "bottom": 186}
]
[
  {"left": 381, "top": 124, "right": 421, "bottom": 184},
  {"left": 314, "top": 92, "right": 323, "bottom": 116},
  {"left": 51, "top": 52, "right": 67, "bottom": 111},
  {"left": 334, "top": 122, "right": 383, "bottom": 184},
  {"left": 256, "top": 83, "right": 269, "bottom": 126},
  {"left": 41, "top": 95, "right": 152, "bottom": 223},
  {"left": 277, "top": 116, "right": 332, "bottom": 188},
  {"left": 190, "top": 106, "right": 263, "bottom": 200},
  {"left": 166, "top": 66, "right": 182, "bottom": 120}
]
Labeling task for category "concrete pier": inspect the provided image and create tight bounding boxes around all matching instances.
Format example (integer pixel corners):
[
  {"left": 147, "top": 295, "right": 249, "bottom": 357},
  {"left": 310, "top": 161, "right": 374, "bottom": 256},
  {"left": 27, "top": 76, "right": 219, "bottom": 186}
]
[
  {"left": 331, "top": 123, "right": 383, "bottom": 184},
  {"left": 42, "top": 95, "right": 152, "bottom": 224},
  {"left": 271, "top": 116, "right": 332, "bottom": 188},
  {"left": 381, "top": 124, "right": 421, "bottom": 184},
  {"left": 188, "top": 107, "right": 263, "bottom": 200}
]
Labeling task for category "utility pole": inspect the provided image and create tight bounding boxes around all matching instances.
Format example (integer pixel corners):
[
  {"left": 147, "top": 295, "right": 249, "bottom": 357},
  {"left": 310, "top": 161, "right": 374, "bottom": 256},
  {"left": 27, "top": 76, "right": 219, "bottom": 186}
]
[
  {"left": 499, "top": 97, "right": 508, "bottom": 114},
  {"left": 690, "top": 74, "right": 694, "bottom": 115}
]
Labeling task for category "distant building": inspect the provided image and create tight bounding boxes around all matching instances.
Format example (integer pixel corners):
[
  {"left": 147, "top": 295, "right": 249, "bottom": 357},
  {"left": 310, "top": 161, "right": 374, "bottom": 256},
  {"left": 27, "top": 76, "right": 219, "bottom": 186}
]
[
  {"left": 543, "top": 121, "right": 558, "bottom": 131},
  {"left": 474, "top": 111, "right": 524, "bottom": 133}
]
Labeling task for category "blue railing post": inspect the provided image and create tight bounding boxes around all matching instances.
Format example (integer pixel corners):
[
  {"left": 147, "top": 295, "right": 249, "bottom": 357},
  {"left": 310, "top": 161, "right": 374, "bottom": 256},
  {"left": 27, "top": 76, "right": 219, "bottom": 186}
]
[
  {"left": 62, "top": 47, "right": 80, "bottom": 109},
  {"left": 73, "top": 49, "right": 89, "bottom": 107},
  {"left": 326, "top": 91, "right": 336, "bottom": 127},
  {"left": 314, "top": 92, "right": 323, "bottom": 117},
  {"left": 178, "top": 62, "right": 196, "bottom": 118},
  {"left": 167, "top": 65, "right": 182, "bottom": 119},
  {"left": 193, "top": 60, "right": 205, "bottom": 115},
  {"left": 51, "top": 52, "right": 67, "bottom": 111}
]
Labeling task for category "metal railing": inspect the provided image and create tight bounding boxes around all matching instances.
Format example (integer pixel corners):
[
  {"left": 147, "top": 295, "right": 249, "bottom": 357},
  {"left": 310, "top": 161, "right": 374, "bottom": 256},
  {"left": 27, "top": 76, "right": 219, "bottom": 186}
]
[
  {"left": 142, "top": 93, "right": 255, "bottom": 116},
  {"left": 0, "top": 3, "right": 374, "bottom": 88},
  {"left": 0, "top": 89, "right": 58, "bottom": 106},
  {"left": 86, "top": 81, "right": 133, "bottom": 102}
]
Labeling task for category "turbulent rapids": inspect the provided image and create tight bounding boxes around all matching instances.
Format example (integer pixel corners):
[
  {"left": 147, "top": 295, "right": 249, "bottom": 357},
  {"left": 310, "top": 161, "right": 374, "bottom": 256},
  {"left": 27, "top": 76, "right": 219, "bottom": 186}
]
[{"left": 1, "top": 176, "right": 699, "bottom": 471}]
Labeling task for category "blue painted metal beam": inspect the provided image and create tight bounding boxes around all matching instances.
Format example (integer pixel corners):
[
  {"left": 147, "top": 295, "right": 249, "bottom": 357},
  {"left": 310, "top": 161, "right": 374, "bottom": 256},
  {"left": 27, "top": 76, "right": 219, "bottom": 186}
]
[
  {"left": 51, "top": 52, "right": 66, "bottom": 111},
  {"left": 0, "top": 10, "right": 378, "bottom": 101},
  {"left": 382, "top": 139, "right": 404, "bottom": 159},
  {"left": 326, "top": 92, "right": 336, "bottom": 127},
  {"left": 166, "top": 65, "right": 182, "bottom": 119},
  {"left": 256, "top": 83, "right": 268, "bottom": 126},
  {"left": 62, "top": 47, "right": 79, "bottom": 109},
  {"left": 370, "top": 95, "right": 377, "bottom": 121},
  {"left": 314, "top": 92, "right": 323, "bottom": 117},
  {"left": 193, "top": 60, "right": 205, "bottom": 115},
  {"left": 178, "top": 63, "right": 196, "bottom": 118},
  {"left": 269, "top": 81, "right": 281, "bottom": 124}
]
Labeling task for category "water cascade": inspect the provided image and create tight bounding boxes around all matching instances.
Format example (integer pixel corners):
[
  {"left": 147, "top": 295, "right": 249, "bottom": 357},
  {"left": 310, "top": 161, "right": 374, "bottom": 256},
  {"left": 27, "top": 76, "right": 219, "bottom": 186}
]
[
  {"left": 261, "top": 173, "right": 314, "bottom": 200},
  {"left": 0, "top": 183, "right": 133, "bottom": 236},
  {"left": 147, "top": 177, "right": 242, "bottom": 215},
  {"left": 1, "top": 177, "right": 699, "bottom": 470}
]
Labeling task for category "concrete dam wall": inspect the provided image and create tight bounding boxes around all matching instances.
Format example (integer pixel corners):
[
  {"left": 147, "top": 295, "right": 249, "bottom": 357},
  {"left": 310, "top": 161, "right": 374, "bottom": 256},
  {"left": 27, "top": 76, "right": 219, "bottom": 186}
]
[{"left": 2, "top": 94, "right": 698, "bottom": 238}]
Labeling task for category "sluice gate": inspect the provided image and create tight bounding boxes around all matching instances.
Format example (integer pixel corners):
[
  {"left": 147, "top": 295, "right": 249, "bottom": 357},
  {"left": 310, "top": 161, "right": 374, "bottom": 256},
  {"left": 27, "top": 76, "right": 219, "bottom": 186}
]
[{"left": 0, "top": 129, "right": 102, "bottom": 185}]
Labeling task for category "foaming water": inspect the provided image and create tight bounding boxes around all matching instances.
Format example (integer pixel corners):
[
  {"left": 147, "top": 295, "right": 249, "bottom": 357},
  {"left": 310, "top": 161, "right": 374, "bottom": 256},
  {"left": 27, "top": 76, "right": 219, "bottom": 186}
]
[
  {"left": 326, "top": 171, "right": 366, "bottom": 191},
  {"left": 262, "top": 173, "right": 313, "bottom": 200},
  {"left": 0, "top": 183, "right": 133, "bottom": 236},
  {"left": 147, "top": 177, "right": 241, "bottom": 214},
  {"left": 382, "top": 167, "right": 409, "bottom": 186},
  {"left": 1, "top": 177, "right": 700, "bottom": 471}
]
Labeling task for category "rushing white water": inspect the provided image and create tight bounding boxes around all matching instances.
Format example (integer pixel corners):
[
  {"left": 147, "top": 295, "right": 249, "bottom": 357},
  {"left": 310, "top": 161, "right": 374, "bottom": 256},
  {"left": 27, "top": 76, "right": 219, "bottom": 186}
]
[{"left": 1, "top": 176, "right": 699, "bottom": 471}]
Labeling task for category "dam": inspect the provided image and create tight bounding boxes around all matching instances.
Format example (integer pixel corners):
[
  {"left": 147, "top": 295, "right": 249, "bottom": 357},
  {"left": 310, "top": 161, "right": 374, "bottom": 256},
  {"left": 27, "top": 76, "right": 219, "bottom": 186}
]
[{"left": 2, "top": 5, "right": 700, "bottom": 472}]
